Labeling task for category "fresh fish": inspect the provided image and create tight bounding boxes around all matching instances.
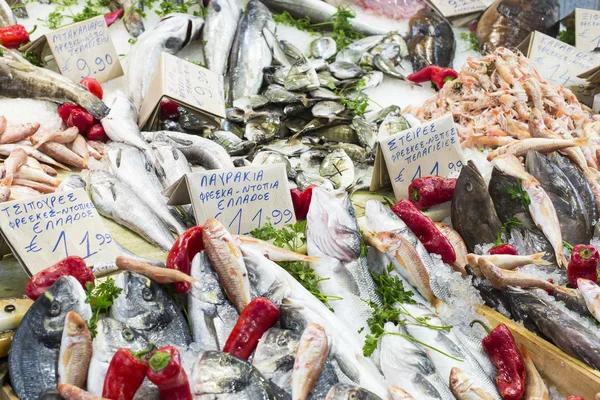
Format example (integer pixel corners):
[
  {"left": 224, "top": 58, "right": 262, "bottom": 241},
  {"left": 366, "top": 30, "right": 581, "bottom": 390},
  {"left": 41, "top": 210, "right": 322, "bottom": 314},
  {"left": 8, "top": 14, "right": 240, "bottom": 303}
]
[
  {"left": 0, "top": 0, "right": 17, "bottom": 27},
  {"left": 329, "top": 61, "right": 364, "bottom": 80},
  {"left": 434, "top": 222, "right": 468, "bottom": 275},
  {"left": 263, "top": 27, "right": 292, "bottom": 68},
  {"left": 362, "top": 70, "right": 384, "bottom": 89},
  {"left": 0, "top": 54, "right": 109, "bottom": 119},
  {"left": 202, "top": 0, "right": 240, "bottom": 75},
  {"left": 477, "top": 0, "right": 559, "bottom": 54},
  {"left": 212, "top": 130, "right": 256, "bottom": 156},
  {"left": 127, "top": 14, "right": 204, "bottom": 111},
  {"left": 310, "top": 87, "right": 341, "bottom": 101},
  {"left": 312, "top": 101, "right": 345, "bottom": 122},
  {"left": 228, "top": 0, "right": 273, "bottom": 102},
  {"left": 188, "top": 251, "right": 238, "bottom": 350},
  {"left": 69, "top": 134, "right": 89, "bottom": 167},
  {"left": 111, "top": 271, "right": 192, "bottom": 348},
  {"left": 504, "top": 287, "right": 600, "bottom": 370},
  {"left": 335, "top": 48, "right": 361, "bottom": 64},
  {"left": 295, "top": 170, "right": 335, "bottom": 191},
  {"left": 0, "top": 147, "right": 27, "bottom": 186},
  {"left": 0, "top": 122, "right": 39, "bottom": 144},
  {"left": 110, "top": 0, "right": 144, "bottom": 37},
  {"left": 142, "top": 130, "right": 234, "bottom": 169},
  {"left": 152, "top": 144, "right": 191, "bottom": 188},
  {"left": 86, "top": 318, "right": 152, "bottom": 397},
  {"left": 285, "top": 62, "right": 320, "bottom": 92},
  {"left": 291, "top": 323, "right": 328, "bottom": 400},
  {"left": 380, "top": 322, "right": 452, "bottom": 400},
  {"left": 452, "top": 161, "right": 502, "bottom": 252},
  {"left": 578, "top": 278, "right": 600, "bottom": 323},
  {"left": 37, "top": 142, "right": 85, "bottom": 169},
  {"left": 57, "top": 175, "right": 86, "bottom": 192},
  {"left": 264, "top": 84, "right": 308, "bottom": 105},
  {"left": 253, "top": 328, "right": 301, "bottom": 392},
  {"left": 377, "top": 111, "right": 410, "bottom": 137},
  {"left": 325, "top": 384, "right": 382, "bottom": 400},
  {"left": 311, "top": 36, "right": 337, "bottom": 60},
  {"left": 319, "top": 150, "right": 355, "bottom": 189},
  {"left": 9, "top": 277, "right": 92, "bottom": 400},
  {"left": 315, "top": 125, "right": 358, "bottom": 144},
  {"left": 472, "top": 253, "right": 550, "bottom": 270},
  {"left": 407, "top": 7, "right": 455, "bottom": 72},
  {"left": 58, "top": 311, "right": 92, "bottom": 388},
  {"left": 87, "top": 170, "right": 175, "bottom": 251},
  {"left": 526, "top": 150, "right": 591, "bottom": 245},
  {"left": 373, "top": 54, "right": 406, "bottom": 80},
  {"left": 449, "top": 367, "right": 495, "bottom": 400},
  {"left": 252, "top": 150, "right": 297, "bottom": 180},
  {"left": 114, "top": 241, "right": 165, "bottom": 268},
  {"left": 493, "top": 154, "right": 567, "bottom": 268},
  {"left": 245, "top": 114, "right": 281, "bottom": 143},
  {"left": 348, "top": 35, "right": 386, "bottom": 53},
  {"left": 521, "top": 345, "right": 549, "bottom": 400},
  {"left": 105, "top": 142, "right": 187, "bottom": 235},
  {"left": 234, "top": 95, "right": 269, "bottom": 119}
]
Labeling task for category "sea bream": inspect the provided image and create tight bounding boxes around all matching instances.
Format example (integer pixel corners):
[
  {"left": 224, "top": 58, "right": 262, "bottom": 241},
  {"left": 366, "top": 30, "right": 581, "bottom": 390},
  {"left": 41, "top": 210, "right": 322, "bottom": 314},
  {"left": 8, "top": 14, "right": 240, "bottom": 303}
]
[{"left": 9, "top": 277, "right": 92, "bottom": 400}]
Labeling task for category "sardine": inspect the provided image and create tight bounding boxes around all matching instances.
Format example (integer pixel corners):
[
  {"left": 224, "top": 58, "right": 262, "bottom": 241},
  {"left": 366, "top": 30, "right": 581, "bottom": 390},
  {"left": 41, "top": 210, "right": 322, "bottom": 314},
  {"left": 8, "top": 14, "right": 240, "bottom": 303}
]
[
  {"left": 58, "top": 311, "right": 92, "bottom": 388},
  {"left": 407, "top": 8, "right": 454, "bottom": 72},
  {"left": 203, "top": 0, "right": 240, "bottom": 75}
]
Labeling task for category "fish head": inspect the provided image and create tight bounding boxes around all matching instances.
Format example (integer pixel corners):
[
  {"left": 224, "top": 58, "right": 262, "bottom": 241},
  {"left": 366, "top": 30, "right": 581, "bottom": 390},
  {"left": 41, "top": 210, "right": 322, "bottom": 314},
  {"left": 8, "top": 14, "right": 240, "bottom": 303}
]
[
  {"left": 158, "top": 14, "right": 204, "bottom": 52},
  {"left": 190, "top": 252, "right": 227, "bottom": 305},
  {"left": 63, "top": 311, "right": 91, "bottom": 340},
  {"left": 28, "top": 276, "right": 91, "bottom": 348},
  {"left": 279, "top": 298, "right": 309, "bottom": 333},
  {"left": 325, "top": 383, "right": 380, "bottom": 400},
  {"left": 202, "top": 218, "right": 231, "bottom": 242},
  {"left": 193, "top": 351, "right": 253, "bottom": 395},
  {"left": 111, "top": 271, "right": 171, "bottom": 332},
  {"left": 93, "top": 317, "right": 151, "bottom": 362},
  {"left": 252, "top": 328, "right": 299, "bottom": 373},
  {"left": 455, "top": 160, "right": 487, "bottom": 200}
]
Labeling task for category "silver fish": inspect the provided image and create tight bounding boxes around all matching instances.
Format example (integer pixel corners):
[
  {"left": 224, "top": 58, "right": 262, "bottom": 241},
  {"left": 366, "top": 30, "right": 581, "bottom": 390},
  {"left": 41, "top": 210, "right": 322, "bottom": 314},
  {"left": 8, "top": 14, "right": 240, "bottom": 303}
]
[
  {"left": 212, "top": 130, "right": 256, "bottom": 156},
  {"left": 0, "top": 0, "right": 17, "bottom": 27},
  {"left": 320, "top": 150, "right": 355, "bottom": 189},
  {"left": 152, "top": 144, "right": 191, "bottom": 188},
  {"left": 202, "top": 0, "right": 241, "bottom": 75},
  {"left": 312, "top": 101, "right": 345, "bottom": 122},
  {"left": 295, "top": 170, "right": 334, "bottom": 191},
  {"left": 9, "top": 277, "right": 92, "bottom": 400},
  {"left": 245, "top": 114, "right": 281, "bottom": 143},
  {"left": 285, "top": 62, "right": 320, "bottom": 92},
  {"left": 348, "top": 35, "right": 386, "bottom": 53},
  {"left": 329, "top": 61, "right": 364, "bottom": 80},
  {"left": 310, "top": 87, "right": 341, "bottom": 100},
  {"left": 127, "top": 14, "right": 204, "bottom": 111},
  {"left": 311, "top": 36, "right": 337, "bottom": 59},
  {"left": 325, "top": 384, "right": 382, "bottom": 400},
  {"left": 336, "top": 49, "right": 362, "bottom": 64},
  {"left": 373, "top": 54, "right": 406, "bottom": 80},
  {"left": 352, "top": 117, "right": 377, "bottom": 150},
  {"left": 264, "top": 84, "right": 309, "bottom": 105},
  {"left": 56, "top": 175, "right": 86, "bottom": 192},
  {"left": 87, "top": 170, "right": 175, "bottom": 251},
  {"left": 253, "top": 150, "right": 297, "bottom": 179},
  {"left": 111, "top": 0, "right": 144, "bottom": 37},
  {"left": 114, "top": 241, "right": 166, "bottom": 268}
]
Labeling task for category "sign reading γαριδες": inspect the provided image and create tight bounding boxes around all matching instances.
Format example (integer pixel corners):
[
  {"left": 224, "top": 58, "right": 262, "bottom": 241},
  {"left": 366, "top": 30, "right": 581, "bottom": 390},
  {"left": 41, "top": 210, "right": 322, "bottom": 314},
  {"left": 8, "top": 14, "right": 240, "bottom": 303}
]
[
  {"left": 0, "top": 188, "right": 121, "bottom": 276},
  {"left": 378, "top": 113, "right": 465, "bottom": 201}
]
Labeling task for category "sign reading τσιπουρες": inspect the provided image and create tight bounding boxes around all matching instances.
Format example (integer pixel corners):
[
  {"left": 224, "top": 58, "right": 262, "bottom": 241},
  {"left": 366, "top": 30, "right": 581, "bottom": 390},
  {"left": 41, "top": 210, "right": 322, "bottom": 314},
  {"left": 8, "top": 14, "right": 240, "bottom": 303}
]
[
  {"left": 165, "top": 163, "right": 295, "bottom": 235},
  {"left": 0, "top": 188, "right": 121, "bottom": 276},
  {"left": 45, "top": 15, "right": 123, "bottom": 84},
  {"left": 377, "top": 113, "right": 465, "bottom": 201},
  {"left": 428, "top": 0, "right": 487, "bottom": 17}
]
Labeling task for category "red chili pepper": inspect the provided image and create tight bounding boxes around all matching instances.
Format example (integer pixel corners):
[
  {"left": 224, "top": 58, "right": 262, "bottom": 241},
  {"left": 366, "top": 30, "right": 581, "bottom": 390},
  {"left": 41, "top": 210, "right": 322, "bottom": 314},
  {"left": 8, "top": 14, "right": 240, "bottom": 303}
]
[
  {"left": 568, "top": 244, "right": 599, "bottom": 288},
  {"left": 290, "top": 186, "right": 313, "bottom": 221},
  {"left": 223, "top": 297, "right": 279, "bottom": 360},
  {"left": 431, "top": 67, "right": 458, "bottom": 89},
  {"left": 104, "top": 8, "right": 124, "bottom": 27},
  {"left": 67, "top": 108, "right": 94, "bottom": 133},
  {"left": 147, "top": 346, "right": 192, "bottom": 400},
  {"left": 167, "top": 226, "right": 204, "bottom": 294},
  {"left": 489, "top": 244, "right": 519, "bottom": 256},
  {"left": 87, "top": 123, "right": 109, "bottom": 142},
  {"left": 407, "top": 65, "right": 436, "bottom": 83},
  {"left": 25, "top": 256, "right": 94, "bottom": 300},
  {"left": 391, "top": 200, "right": 456, "bottom": 264},
  {"left": 103, "top": 348, "right": 151, "bottom": 400},
  {"left": 0, "top": 24, "right": 30, "bottom": 49},
  {"left": 544, "top": 278, "right": 554, "bottom": 295},
  {"left": 80, "top": 78, "right": 103, "bottom": 100},
  {"left": 408, "top": 176, "right": 456, "bottom": 210},
  {"left": 471, "top": 321, "right": 526, "bottom": 400},
  {"left": 160, "top": 98, "right": 180, "bottom": 120},
  {"left": 566, "top": 397, "right": 584, "bottom": 400}
]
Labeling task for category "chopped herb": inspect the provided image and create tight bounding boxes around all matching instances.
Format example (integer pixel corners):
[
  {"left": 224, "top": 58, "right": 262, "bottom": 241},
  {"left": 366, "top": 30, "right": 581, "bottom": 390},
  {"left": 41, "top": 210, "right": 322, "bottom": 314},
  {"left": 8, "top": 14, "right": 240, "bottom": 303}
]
[
  {"left": 460, "top": 31, "right": 480, "bottom": 52},
  {"left": 40, "top": 0, "right": 111, "bottom": 29},
  {"left": 0, "top": 48, "right": 4, "bottom": 57},
  {"left": 202, "top": 39, "right": 208, "bottom": 47},
  {"left": 495, "top": 218, "right": 523, "bottom": 246},
  {"left": 23, "top": 50, "right": 42, "bottom": 66},
  {"left": 155, "top": 0, "right": 198, "bottom": 17},
  {"left": 191, "top": 60, "right": 205, "bottom": 67},
  {"left": 557, "top": 27, "right": 575, "bottom": 46},
  {"left": 453, "top": 81, "right": 463, "bottom": 92},
  {"left": 273, "top": 11, "right": 319, "bottom": 35},
  {"left": 85, "top": 278, "right": 122, "bottom": 338},
  {"left": 506, "top": 179, "right": 531, "bottom": 208},
  {"left": 128, "top": 37, "right": 138, "bottom": 45},
  {"left": 563, "top": 241, "right": 574, "bottom": 251},
  {"left": 485, "top": 60, "right": 495, "bottom": 76},
  {"left": 327, "top": 80, "right": 337, "bottom": 90}
]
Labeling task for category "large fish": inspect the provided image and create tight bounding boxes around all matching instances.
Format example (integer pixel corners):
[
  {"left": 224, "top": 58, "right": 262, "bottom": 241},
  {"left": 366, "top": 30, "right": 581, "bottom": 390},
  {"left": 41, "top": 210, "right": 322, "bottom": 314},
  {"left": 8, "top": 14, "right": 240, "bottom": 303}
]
[
  {"left": 476, "top": 0, "right": 559, "bottom": 54},
  {"left": 152, "top": 143, "right": 191, "bottom": 188},
  {"left": 227, "top": 0, "right": 274, "bottom": 103},
  {"left": 202, "top": 0, "right": 241, "bottom": 75},
  {"left": 451, "top": 161, "right": 502, "bottom": 252},
  {"left": 9, "top": 277, "right": 92, "bottom": 400},
  {"left": 127, "top": 14, "right": 204, "bottom": 111},
  {"left": 407, "top": 7, "right": 455, "bottom": 72},
  {"left": 111, "top": 271, "right": 192, "bottom": 348},
  {"left": 87, "top": 170, "right": 176, "bottom": 251}
]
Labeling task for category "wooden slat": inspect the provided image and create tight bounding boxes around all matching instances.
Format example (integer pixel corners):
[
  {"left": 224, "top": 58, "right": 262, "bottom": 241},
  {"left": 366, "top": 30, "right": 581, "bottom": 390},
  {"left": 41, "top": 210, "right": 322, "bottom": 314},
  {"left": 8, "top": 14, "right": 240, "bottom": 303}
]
[{"left": 477, "top": 305, "right": 600, "bottom": 399}]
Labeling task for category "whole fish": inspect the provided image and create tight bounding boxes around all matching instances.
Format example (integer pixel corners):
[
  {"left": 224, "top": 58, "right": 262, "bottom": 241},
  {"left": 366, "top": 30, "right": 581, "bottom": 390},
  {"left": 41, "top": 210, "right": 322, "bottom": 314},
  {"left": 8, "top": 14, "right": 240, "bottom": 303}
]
[
  {"left": 111, "top": 271, "right": 192, "bottom": 348},
  {"left": 127, "top": 14, "right": 204, "bottom": 111},
  {"left": 86, "top": 318, "right": 152, "bottom": 396},
  {"left": 0, "top": 0, "right": 16, "bottom": 27},
  {"left": 434, "top": 222, "right": 468, "bottom": 276},
  {"left": 0, "top": 53, "right": 109, "bottom": 119},
  {"left": 7, "top": 0, "right": 27, "bottom": 18},
  {"left": 188, "top": 251, "right": 238, "bottom": 350},
  {"left": 325, "top": 384, "right": 382, "bottom": 400},
  {"left": 110, "top": 0, "right": 144, "bottom": 37},
  {"left": 56, "top": 175, "right": 86, "bottom": 192},
  {"left": 0, "top": 147, "right": 27, "bottom": 186},
  {"left": 486, "top": 137, "right": 590, "bottom": 161},
  {"left": 291, "top": 323, "right": 328, "bottom": 400},
  {"left": 37, "top": 142, "right": 85, "bottom": 169},
  {"left": 87, "top": 170, "right": 176, "bottom": 251},
  {"left": 58, "top": 311, "right": 92, "bottom": 388},
  {"left": 452, "top": 161, "right": 502, "bottom": 252},
  {"left": 202, "top": 0, "right": 240, "bottom": 75},
  {"left": 29, "top": 126, "right": 77, "bottom": 149},
  {"left": 449, "top": 367, "right": 495, "bottom": 400},
  {"left": 476, "top": 0, "right": 559, "bottom": 54},
  {"left": 152, "top": 144, "right": 190, "bottom": 188},
  {"left": 9, "top": 277, "right": 92, "bottom": 400},
  {"left": 577, "top": 278, "right": 600, "bottom": 323},
  {"left": 114, "top": 241, "right": 165, "bottom": 268},
  {"left": 407, "top": 7, "right": 455, "bottom": 72},
  {"left": 0, "top": 122, "right": 39, "bottom": 144},
  {"left": 192, "top": 351, "right": 289, "bottom": 399},
  {"left": 228, "top": 0, "right": 274, "bottom": 103},
  {"left": 105, "top": 142, "right": 187, "bottom": 235},
  {"left": 319, "top": 150, "right": 355, "bottom": 189},
  {"left": 525, "top": 150, "right": 591, "bottom": 246}
]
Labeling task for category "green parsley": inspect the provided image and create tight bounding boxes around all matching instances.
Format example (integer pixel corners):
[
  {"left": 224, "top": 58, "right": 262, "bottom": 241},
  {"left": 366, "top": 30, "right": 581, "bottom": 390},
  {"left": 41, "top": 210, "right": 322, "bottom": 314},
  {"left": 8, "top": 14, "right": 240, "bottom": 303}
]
[
  {"left": 460, "top": 31, "right": 480, "bottom": 52},
  {"left": 85, "top": 278, "right": 122, "bottom": 338},
  {"left": 191, "top": 60, "right": 205, "bottom": 67},
  {"left": 23, "top": 50, "right": 43, "bottom": 66},
  {"left": 155, "top": 0, "right": 198, "bottom": 17},
  {"left": 128, "top": 37, "right": 138, "bottom": 45},
  {"left": 494, "top": 218, "right": 522, "bottom": 246},
  {"left": 39, "top": 0, "right": 111, "bottom": 29},
  {"left": 273, "top": 11, "right": 319, "bottom": 35},
  {"left": 563, "top": 240, "right": 574, "bottom": 251},
  {"left": 557, "top": 27, "right": 575, "bottom": 46},
  {"left": 506, "top": 179, "right": 531, "bottom": 208},
  {"left": 485, "top": 60, "right": 495, "bottom": 76}
]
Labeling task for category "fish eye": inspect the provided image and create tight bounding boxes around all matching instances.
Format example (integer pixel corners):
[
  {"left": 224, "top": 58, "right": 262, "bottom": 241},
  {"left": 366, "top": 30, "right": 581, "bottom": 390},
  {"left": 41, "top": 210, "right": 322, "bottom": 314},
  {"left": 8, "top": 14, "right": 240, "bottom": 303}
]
[
  {"left": 50, "top": 302, "right": 61, "bottom": 317},
  {"left": 142, "top": 287, "right": 153, "bottom": 301},
  {"left": 122, "top": 328, "right": 134, "bottom": 341},
  {"left": 465, "top": 181, "right": 473, "bottom": 192}
]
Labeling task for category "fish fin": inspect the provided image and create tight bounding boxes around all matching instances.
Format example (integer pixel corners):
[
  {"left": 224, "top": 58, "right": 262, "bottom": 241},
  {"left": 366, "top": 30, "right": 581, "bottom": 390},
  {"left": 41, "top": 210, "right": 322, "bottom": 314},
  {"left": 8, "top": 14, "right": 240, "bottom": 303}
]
[{"left": 529, "top": 252, "right": 551, "bottom": 266}]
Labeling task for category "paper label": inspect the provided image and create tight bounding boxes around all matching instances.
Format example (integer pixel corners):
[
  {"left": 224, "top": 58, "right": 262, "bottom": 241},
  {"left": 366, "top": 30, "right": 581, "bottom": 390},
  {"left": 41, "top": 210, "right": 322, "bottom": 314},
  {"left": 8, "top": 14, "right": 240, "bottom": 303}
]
[
  {"left": 45, "top": 16, "right": 123, "bottom": 83},
  {"left": 561, "top": 1, "right": 600, "bottom": 20},
  {"left": 575, "top": 8, "right": 600, "bottom": 53},
  {"left": 0, "top": 189, "right": 121, "bottom": 276},
  {"left": 429, "top": 0, "right": 487, "bottom": 17},
  {"left": 378, "top": 114, "right": 464, "bottom": 201}
]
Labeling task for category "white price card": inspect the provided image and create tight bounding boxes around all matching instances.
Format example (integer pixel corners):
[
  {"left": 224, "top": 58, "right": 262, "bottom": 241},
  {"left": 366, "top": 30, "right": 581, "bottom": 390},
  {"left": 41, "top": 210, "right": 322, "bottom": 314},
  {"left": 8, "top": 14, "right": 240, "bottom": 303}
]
[
  {"left": 575, "top": 8, "right": 600, "bottom": 53},
  {"left": 0, "top": 189, "right": 121, "bottom": 276},
  {"left": 46, "top": 15, "right": 123, "bottom": 84},
  {"left": 428, "top": 0, "right": 487, "bottom": 17},
  {"left": 377, "top": 113, "right": 464, "bottom": 201},
  {"left": 166, "top": 164, "right": 296, "bottom": 235}
]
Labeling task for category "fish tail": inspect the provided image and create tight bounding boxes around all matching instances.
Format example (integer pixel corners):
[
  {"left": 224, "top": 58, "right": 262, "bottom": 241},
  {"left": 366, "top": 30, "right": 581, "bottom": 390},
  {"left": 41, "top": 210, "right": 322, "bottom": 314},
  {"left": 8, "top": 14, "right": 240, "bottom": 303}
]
[{"left": 529, "top": 252, "right": 551, "bottom": 266}]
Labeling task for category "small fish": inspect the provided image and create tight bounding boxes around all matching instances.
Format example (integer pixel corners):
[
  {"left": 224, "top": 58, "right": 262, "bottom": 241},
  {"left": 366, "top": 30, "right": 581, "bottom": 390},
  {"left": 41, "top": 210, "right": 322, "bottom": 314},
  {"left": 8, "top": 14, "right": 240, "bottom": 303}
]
[
  {"left": 58, "top": 311, "right": 92, "bottom": 388},
  {"left": 202, "top": 0, "right": 240, "bottom": 75},
  {"left": 329, "top": 61, "right": 364, "bottom": 80},
  {"left": 264, "top": 84, "right": 310, "bottom": 105},
  {"left": 521, "top": 345, "right": 549, "bottom": 400},
  {"left": 30, "top": 126, "right": 78, "bottom": 149},
  {"left": 245, "top": 114, "right": 281, "bottom": 143},
  {"left": 407, "top": 8, "right": 455, "bottom": 71},
  {"left": 449, "top": 367, "right": 495, "bottom": 400},
  {"left": 252, "top": 150, "right": 297, "bottom": 180},
  {"left": 351, "top": 117, "right": 377, "bottom": 150},
  {"left": 291, "top": 323, "right": 328, "bottom": 400},
  {"left": 335, "top": 48, "right": 362, "bottom": 64},
  {"left": 37, "top": 142, "right": 85, "bottom": 169},
  {"left": 486, "top": 137, "right": 590, "bottom": 161},
  {"left": 57, "top": 175, "right": 86, "bottom": 192},
  {"left": 373, "top": 54, "right": 406, "bottom": 80},
  {"left": 309, "top": 87, "right": 341, "bottom": 101},
  {"left": 310, "top": 36, "right": 337, "bottom": 59},
  {"left": 434, "top": 222, "right": 468, "bottom": 275},
  {"left": 578, "top": 278, "right": 600, "bottom": 323},
  {"left": 234, "top": 235, "right": 318, "bottom": 263},
  {"left": 325, "top": 384, "right": 382, "bottom": 400},
  {"left": 478, "top": 258, "right": 554, "bottom": 291},
  {"left": 315, "top": 124, "right": 358, "bottom": 144},
  {"left": 12, "top": 179, "right": 55, "bottom": 193},
  {"left": 285, "top": 62, "right": 320, "bottom": 92},
  {"left": 57, "top": 384, "right": 109, "bottom": 400},
  {"left": 0, "top": 122, "right": 40, "bottom": 144},
  {"left": 211, "top": 130, "right": 256, "bottom": 156},
  {"left": 377, "top": 111, "right": 410, "bottom": 137},
  {"left": 319, "top": 149, "right": 355, "bottom": 189},
  {"left": 311, "top": 101, "right": 345, "bottom": 122},
  {"left": 469, "top": 252, "right": 550, "bottom": 270},
  {"left": 69, "top": 134, "right": 89, "bottom": 167},
  {"left": 0, "top": 147, "right": 27, "bottom": 186},
  {"left": 295, "top": 170, "right": 335, "bottom": 191},
  {"left": 115, "top": 256, "right": 195, "bottom": 285}
]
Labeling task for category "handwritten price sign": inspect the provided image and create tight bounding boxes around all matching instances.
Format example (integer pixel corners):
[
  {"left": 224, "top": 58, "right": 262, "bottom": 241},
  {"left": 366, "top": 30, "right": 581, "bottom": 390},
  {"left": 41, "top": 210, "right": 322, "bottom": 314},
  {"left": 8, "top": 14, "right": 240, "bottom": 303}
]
[
  {"left": 429, "top": 0, "right": 486, "bottom": 17},
  {"left": 0, "top": 188, "right": 121, "bottom": 276},
  {"left": 46, "top": 16, "right": 123, "bottom": 83},
  {"left": 575, "top": 8, "right": 600, "bottom": 53}
]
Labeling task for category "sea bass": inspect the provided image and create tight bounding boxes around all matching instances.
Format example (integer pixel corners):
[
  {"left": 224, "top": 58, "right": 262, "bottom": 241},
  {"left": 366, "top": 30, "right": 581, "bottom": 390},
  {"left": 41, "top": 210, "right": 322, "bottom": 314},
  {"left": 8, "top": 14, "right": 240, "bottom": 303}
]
[{"left": 202, "top": 0, "right": 241, "bottom": 75}]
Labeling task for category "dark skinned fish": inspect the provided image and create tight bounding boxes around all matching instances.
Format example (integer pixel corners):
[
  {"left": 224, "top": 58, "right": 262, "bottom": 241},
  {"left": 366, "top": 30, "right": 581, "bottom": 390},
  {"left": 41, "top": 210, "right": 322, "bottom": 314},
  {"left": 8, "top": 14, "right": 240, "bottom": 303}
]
[
  {"left": 476, "top": 0, "right": 559, "bottom": 54},
  {"left": 407, "top": 7, "right": 455, "bottom": 72},
  {"left": 110, "top": 0, "right": 144, "bottom": 37},
  {"left": 451, "top": 161, "right": 502, "bottom": 252}
]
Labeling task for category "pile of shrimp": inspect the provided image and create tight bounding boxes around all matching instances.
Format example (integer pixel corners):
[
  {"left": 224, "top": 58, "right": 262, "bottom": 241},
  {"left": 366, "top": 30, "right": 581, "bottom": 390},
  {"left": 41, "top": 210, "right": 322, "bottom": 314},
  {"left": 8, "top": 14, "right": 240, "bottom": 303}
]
[{"left": 408, "top": 47, "right": 600, "bottom": 168}]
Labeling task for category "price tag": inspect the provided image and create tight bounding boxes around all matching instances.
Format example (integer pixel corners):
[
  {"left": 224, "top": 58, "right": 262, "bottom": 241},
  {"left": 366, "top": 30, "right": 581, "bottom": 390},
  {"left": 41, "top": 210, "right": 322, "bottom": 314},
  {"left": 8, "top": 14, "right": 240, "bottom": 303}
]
[
  {"left": 0, "top": 189, "right": 121, "bottom": 276},
  {"left": 375, "top": 113, "right": 464, "bottom": 201},
  {"left": 165, "top": 164, "right": 295, "bottom": 235},
  {"left": 428, "top": 0, "right": 487, "bottom": 17},
  {"left": 575, "top": 8, "right": 600, "bottom": 53},
  {"left": 139, "top": 52, "right": 226, "bottom": 129},
  {"left": 45, "top": 15, "right": 123, "bottom": 84}
]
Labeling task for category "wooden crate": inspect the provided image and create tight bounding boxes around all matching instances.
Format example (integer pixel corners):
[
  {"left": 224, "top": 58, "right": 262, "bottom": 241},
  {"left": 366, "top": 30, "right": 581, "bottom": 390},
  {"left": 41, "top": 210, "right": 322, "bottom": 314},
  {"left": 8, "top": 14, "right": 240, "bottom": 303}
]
[{"left": 478, "top": 305, "right": 600, "bottom": 399}]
